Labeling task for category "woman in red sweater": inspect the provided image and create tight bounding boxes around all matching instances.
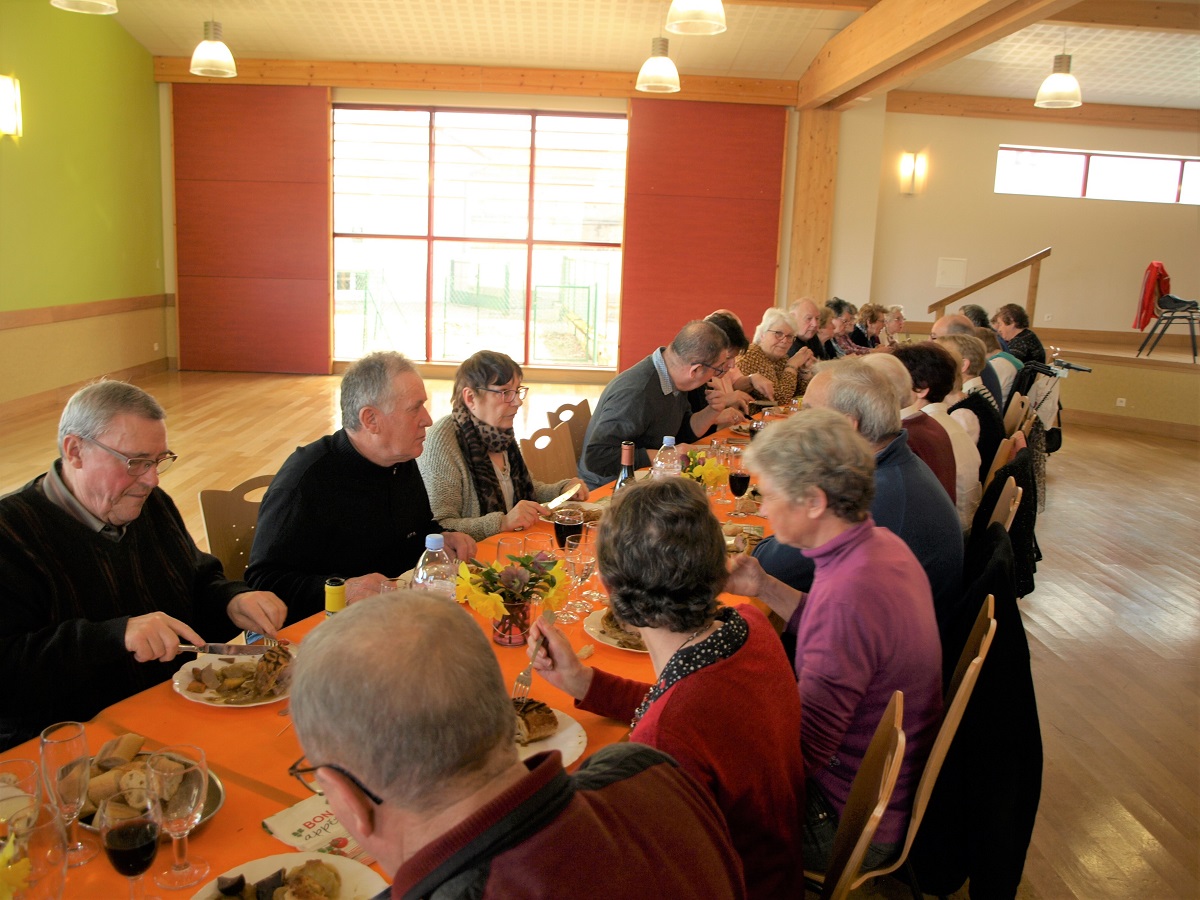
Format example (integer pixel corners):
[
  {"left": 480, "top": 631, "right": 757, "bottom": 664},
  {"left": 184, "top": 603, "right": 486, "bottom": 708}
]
[{"left": 529, "top": 477, "right": 805, "bottom": 900}]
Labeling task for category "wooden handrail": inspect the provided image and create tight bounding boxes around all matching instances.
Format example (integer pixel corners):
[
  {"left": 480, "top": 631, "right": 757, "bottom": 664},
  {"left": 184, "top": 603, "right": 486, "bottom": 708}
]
[{"left": 927, "top": 247, "right": 1051, "bottom": 321}]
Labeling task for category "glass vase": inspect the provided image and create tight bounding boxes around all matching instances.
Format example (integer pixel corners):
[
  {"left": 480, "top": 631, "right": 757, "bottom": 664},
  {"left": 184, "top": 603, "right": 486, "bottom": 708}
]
[{"left": 492, "top": 599, "right": 531, "bottom": 647}]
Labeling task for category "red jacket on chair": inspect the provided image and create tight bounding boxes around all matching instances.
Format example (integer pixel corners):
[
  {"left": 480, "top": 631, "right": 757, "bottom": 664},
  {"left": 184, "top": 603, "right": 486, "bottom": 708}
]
[{"left": 1135, "top": 261, "right": 1170, "bottom": 330}]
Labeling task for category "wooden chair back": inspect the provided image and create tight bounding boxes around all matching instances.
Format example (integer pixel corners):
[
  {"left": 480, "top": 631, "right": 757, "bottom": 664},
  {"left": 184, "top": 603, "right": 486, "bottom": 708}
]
[
  {"left": 983, "top": 436, "right": 1014, "bottom": 492},
  {"left": 815, "top": 691, "right": 906, "bottom": 900},
  {"left": 547, "top": 399, "right": 591, "bottom": 464},
  {"left": 519, "top": 420, "right": 577, "bottom": 484},
  {"left": 843, "top": 596, "right": 997, "bottom": 893},
  {"left": 987, "top": 477, "right": 1023, "bottom": 533},
  {"left": 198, "top": 474, "right": 273, "bottom": 581},
  {"left": 1004, "top": 393, "right": 1029, "bottom": 437}
]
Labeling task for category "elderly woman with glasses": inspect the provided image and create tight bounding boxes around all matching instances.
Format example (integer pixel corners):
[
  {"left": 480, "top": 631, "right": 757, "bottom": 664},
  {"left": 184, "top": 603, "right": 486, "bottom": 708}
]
[
  {"left": 736, "top": 307, "right": 812, "bottom": 401},
  {"left": 528, "top": 477, "right": 806, "bottom": 899},
  {"left": 418, "top": 351, "right": 586, "bottom": 538}
]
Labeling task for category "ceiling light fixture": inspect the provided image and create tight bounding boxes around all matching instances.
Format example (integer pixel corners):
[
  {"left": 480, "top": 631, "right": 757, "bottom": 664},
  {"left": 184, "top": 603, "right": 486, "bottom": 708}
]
[
  {"left": 49, "top": 0, "right": 118, "bottom": 13},
  {"left": 665, "top": 0, "right": 727, "bottom": 36},
  {"left": 0, "top": 76, "right": 22, "bottom": 137},
  {"left": 636, "top": 37, "right": 681, "bottom": 93},
  {"left": 1034, "top": 53, "right": 1082, "bottom": 109},
  {"left": 190, "top": 20, "right": 238, "bottom": 79}
]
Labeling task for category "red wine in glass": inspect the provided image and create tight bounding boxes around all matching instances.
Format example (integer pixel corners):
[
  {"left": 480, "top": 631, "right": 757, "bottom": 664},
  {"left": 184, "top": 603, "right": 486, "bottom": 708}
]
[
  {"left": 554, "top": 520, "right": 583, "bottom": 548},
  {"left": 104, "top": 820, "right": 159, "bottom": 877},
  {"left": 728, "top": 472, "right": 751, "bottom": 498}
]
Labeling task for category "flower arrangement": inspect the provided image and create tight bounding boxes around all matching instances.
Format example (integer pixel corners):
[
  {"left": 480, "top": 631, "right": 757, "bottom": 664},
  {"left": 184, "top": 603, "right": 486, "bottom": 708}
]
[
  {"left": 682, "top": 449, "right": 729, "bottom": 490},
  {"left": 0, "top": 835, "right": 31, "bottom": 900},
  {"left": 456, "top": 551, "right": 567, "bottom": 646}
]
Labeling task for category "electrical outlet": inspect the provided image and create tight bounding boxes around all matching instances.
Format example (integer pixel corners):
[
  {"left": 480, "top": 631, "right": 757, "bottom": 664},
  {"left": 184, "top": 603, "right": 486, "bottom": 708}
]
[
  {"left": 1044, "top": 314, "right": 1053, "bottom": 322},
  {"left": 1116, "top": 398, "right": 1126, "bottom": 408},
  {"left": 153, "top": 342, "right": 160, "bottom": 352}
]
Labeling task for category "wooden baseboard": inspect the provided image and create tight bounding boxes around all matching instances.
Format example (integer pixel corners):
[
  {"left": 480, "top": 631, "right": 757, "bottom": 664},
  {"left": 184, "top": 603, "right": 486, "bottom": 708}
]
[
  {"left": 1061, "top": 408, "right": 1200, "bottom": 442},
  {"left": 0, "top": 359, "right": 170, "bottom": 420}
]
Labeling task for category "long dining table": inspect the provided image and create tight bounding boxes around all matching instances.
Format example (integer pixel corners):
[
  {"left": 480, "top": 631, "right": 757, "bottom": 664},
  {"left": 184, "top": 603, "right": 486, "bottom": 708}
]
[{"left": 2, "top": 436, "right": 772, "bottom": 898}]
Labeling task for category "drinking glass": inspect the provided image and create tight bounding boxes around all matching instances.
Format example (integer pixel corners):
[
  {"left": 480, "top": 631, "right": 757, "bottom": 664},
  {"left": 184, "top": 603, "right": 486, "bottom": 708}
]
[
  {"left": 39, "top": 722, "right": 97, "bottom": 867},
  {"left": 495, "top": 537, "right": 525, "bottom": 567},
  {"left": 523, "top": 533, "right": 554, "bottom": 560},
  {"left": 552, "top": 507, "right": 584, "bottom": 549},
  {"left": 0, "top": 759, "right": 41, "bottom": 829},
  {"left": 578, "top": 523, "right": 607, "bottom": 606},
  {"left": 96, "top": 789, "right": 161, "bottom": 900},
  {"left": 727, "top": 449, "right": 751, "bottom": 518},
  {"left": 147, "top": 745, "right": 208, "bottom": 889},
  {"left": 3, "top": 802, "right": 67, "bottom": 900},
  {"left": 563, "top": 535, "right": 597, "bottom": 616}
]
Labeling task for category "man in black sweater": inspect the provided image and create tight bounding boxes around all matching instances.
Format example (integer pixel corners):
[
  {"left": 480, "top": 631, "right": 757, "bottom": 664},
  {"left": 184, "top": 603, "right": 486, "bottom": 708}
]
[
  {"left": 0, "top": 381, "right": 287, "bottom": 750},
  {"left": 246, "top": 352, "right": 475, "bottom": 620}
]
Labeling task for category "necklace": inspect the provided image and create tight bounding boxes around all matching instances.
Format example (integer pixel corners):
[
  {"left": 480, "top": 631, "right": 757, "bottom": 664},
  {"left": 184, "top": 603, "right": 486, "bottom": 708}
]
[{"left": 675, "top": 626, "right": 705, "bottom": 655}]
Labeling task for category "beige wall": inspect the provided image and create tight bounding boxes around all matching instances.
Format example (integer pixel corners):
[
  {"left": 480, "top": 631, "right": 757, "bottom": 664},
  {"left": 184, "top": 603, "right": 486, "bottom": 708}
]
[{"left": 831, "top": 105, "right": 1200, "bottom": 330}]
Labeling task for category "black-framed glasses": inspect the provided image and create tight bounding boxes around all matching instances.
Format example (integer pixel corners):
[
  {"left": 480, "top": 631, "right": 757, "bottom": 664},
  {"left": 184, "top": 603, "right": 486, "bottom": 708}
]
[
  {"left": 481, "top": 385, "right": 529, "bottom": 404},
  {"left": 83, "top": 436, "right": 178, "bottom": 476},
  {"left": 700, "top": 361, "right": 731, "bottom": 378},
  {"left": 766, "top": 329, "right": 795, "bottom": 342},
  {"left": 288, "top": 756, "right": 383, "bottom": 805}
]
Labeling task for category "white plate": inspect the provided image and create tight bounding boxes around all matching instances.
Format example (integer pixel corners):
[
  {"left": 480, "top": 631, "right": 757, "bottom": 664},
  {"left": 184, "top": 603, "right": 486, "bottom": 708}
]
[
  {"left": 583, "top": 609, "right": 648, "bottom": 654},
  {"left": 539, "top": 501, "right": 604, "bottom": 524},
  {"left": 172, "top": 653, "right": 289, "bottom": 708},
  {"left": 516, "top": 708, "right": 587, "bottom": 768},
  {"left": 190, "top": 851, "right": 388, "bottom": 900}
]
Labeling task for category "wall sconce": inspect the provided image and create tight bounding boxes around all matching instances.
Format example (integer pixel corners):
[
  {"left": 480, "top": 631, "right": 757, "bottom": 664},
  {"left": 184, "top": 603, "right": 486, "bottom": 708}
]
[
  {"left": 899, "top": 151, "right": 927, "bottom": 194},
  {"left": 0, "top": 76, "right": 22, "bottom": 137}
]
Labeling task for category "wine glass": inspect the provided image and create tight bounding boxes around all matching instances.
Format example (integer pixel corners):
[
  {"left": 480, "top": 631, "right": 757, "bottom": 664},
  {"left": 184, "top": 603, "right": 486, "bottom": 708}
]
[
  {"left": 39, "top": 722, "right": 97, "bottom": 867},
  {"left": 727, "top": 448, "right": 751, "bottom": 518},
  {"left": 4, "top": 802, "right": 68, "bottom": 900},
  {"left": 579, "top": 523, "right": 607, "bottom": 606},
  {"left": 147, "top": 745, "right": 209, "bottom": 889},
  {"left": 0, "top": 759, "right": 41, "bottom": 829},
  {"left": 552, "top": 507, "right": 584, "bottom": 549},
  {"left": 564, "top": 535, "right": 597, "bottom": 616},
  {"left": 96, "top": 788, "right": 161, "bottom": 900}
]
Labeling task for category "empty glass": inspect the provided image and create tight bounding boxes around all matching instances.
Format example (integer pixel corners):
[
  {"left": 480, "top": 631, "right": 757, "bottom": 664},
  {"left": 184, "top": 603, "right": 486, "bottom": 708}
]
[
  {"left": 0, "top": 759, "right": 41, "bottom": 829},
  {"left": 4, "top": 802, "right": 67, "bottom": 900},
  {"left": 39, "top": 722, "right": 97, "bottom": 867},
  {"left": 563, "top": 535, "right": 597, "bottom": 616},
  {"left": 495, "top": 536, "right": 524, "bottom": 567},
  {"left": 147, "top": 745, "right": 208, "bottom": 889}
]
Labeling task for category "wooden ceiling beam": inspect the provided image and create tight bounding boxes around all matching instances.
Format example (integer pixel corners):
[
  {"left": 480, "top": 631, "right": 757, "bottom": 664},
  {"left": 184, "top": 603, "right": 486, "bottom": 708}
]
[
  {"left": 887, "top": 89, "right": 1200, "bottom": 131},
  {"left": 795, "top": 0, "right": 1086, "bottom": 110},
  {"left": 153, "top": 58, "right": 799, "bottom": 106},
  {"left": 1047, "top": 0, "right": 1200, "bottom": 32}
]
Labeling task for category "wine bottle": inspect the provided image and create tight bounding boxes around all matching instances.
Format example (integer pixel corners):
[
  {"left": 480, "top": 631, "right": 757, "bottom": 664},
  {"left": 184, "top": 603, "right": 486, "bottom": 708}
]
[{"left": 613, "top": 441, "right": 637, "bottom": 491}]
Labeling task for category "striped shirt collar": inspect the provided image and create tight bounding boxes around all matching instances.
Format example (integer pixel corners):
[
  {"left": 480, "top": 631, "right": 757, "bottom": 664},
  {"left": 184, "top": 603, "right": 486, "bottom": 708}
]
[{"left": 650, "top": 347, "right": 678, "bottom": 396}]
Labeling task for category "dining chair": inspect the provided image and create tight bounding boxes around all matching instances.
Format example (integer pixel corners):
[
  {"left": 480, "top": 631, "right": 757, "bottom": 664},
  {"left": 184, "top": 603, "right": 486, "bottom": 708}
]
[
  {"left": 828, "top": 596, "right": 997, "bottom": 900},
  {"left": 547, "top": 399, "right": 592, "bottom": 465},
  {"left": 1003, "top": 393, "right": 1029, "bottom": 438},
  {"left": 805, "top": 691, "right": 906, "bottom": 900},
  {"left": 519, "top": 420, "right": 578, "bottom": 484},
  {"left": 987, "top": 476, "right": 1023, "bottom": 533},
  {"left": 198, "top": 474, "right": 273, "bottom": 581},
  {"left": 983, "top": 436, "right": 1014, "bottom": 492}
]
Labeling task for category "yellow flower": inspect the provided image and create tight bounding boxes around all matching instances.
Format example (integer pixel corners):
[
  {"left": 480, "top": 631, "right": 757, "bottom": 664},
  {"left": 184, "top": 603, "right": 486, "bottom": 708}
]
[
  {"left": 539, "top": 560, "right": 569, "bottom": 612},
  {"left": 0, "top": 836, "right": 31, "bottom": 899}
]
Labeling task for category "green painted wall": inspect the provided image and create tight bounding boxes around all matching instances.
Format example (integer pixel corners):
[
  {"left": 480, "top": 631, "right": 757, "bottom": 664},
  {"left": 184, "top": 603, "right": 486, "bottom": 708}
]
[{"left": 0, "top": 0, "right": 162, "bottom": 311}]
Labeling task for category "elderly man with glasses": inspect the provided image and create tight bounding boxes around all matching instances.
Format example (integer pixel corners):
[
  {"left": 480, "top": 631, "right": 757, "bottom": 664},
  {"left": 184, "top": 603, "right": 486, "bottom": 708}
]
[{"left": 0, "top": 380, "right": 287, "bottom": 751}]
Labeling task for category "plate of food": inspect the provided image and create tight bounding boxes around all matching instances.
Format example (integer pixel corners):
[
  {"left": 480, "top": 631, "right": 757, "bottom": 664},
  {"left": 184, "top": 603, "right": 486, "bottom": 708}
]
[
  {"left": 191, "top": 852, "right": 387, "bottom": 900},
  {"left": 583, "top": 609, "right": 648, "bottom": 653},
  {"left": 539, "top": 501, "right": 604, "bottom": 524},
  {"left": 729, "top": 423, "right": 751, "bottom": 436},
  {"left": 172, "top": 645, "right": 293, "bottom": 707},
  {"left": 78, "top": 735, "right": 225, "bottom": 835},
  {"left": 513, "top": 700, "right": 587, "bottom": 767}
]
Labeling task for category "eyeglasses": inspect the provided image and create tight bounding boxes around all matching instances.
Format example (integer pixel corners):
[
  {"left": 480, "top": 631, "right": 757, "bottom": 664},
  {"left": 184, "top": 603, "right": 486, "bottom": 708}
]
[
  {"left": 700, "top": 361, "right": 731, "bottom": 378},
  {"left": 766, "top": 329, "right": 795, "bottom": 342},
  {"left": 480, "top": 386, "right": 529, "bottom": 404},
  {"left": 288, "top": 755, "right": 383, "bottom": 805},
  {"left": 83, "top": 436, "right": 178, "bottom": 476}
]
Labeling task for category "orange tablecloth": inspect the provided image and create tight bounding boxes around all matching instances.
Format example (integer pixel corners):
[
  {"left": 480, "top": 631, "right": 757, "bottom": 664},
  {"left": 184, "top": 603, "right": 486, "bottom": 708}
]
[{"left": 1, "top": 470, "right": 771, "bottom": 898}]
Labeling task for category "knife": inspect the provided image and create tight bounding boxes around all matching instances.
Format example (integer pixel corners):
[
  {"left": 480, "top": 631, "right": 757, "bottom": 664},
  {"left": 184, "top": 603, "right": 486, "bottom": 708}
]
[
  {"left": 543, "top": 484, "right": 581, "bottom": 512},
  {"left": 179, "top": 643, "right": 269, "bottom": 656}
]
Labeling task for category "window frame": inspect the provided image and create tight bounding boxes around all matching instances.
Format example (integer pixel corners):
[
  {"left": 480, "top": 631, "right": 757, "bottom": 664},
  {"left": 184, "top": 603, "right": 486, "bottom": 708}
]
[{"left": 994, "top": 144, "right": 1199, "bottom": 206}]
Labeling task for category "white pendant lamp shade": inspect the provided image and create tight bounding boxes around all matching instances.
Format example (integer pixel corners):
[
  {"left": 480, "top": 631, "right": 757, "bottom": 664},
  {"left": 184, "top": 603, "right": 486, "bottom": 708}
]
[
  {"left": 1034, "top": 54, "right": 1081, "bottom": 108},
  {"left": 636, "top": 37, "right": 681, "bottom": 93},
  {"left": 50, "top": 0, "right": 118, "bottom": 13},
  {"left": 666, "top": 0, "right": 727, "bottom": 36},
  {"left": 190, "top": 21, "right": 238, "bottom": 78}
]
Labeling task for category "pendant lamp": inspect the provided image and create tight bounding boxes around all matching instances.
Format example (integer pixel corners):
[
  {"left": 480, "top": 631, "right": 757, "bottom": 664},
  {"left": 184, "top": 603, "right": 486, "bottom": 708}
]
[
  {"left": 50, "top": 0, "right": 118, "bottom": 13},
  {"left": 636, "top": 37, "right": 681, "bottom": 93},
  {"left": 666, "top": 0, "right": 727, "bottom": 36},
  {"left": 1034, "top": 53, "right": 1082, "bottom": 109},
  {"left": 190, "top": 21, "right": 238, "bottom": 79}
]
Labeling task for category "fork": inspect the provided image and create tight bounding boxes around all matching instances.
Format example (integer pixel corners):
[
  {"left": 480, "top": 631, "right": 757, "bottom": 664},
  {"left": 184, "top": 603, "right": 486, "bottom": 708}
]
[{"left": 512, "top": 610, "right": 555, "bottom": 706}]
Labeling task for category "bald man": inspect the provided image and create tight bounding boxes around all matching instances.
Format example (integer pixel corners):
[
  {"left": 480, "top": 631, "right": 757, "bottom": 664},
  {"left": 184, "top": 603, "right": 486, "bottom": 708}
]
[{"left": 931, "top": 315, "right": 1003, "bottom": 407}]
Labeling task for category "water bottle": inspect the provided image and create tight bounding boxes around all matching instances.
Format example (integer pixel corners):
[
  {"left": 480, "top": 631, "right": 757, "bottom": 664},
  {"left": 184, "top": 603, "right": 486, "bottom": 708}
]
[
  {"left": 650, "top": 436, "right": 682, "bottom": 480},
  {"left": 413, "top": 534, "right": 456, "bottom": 599}
]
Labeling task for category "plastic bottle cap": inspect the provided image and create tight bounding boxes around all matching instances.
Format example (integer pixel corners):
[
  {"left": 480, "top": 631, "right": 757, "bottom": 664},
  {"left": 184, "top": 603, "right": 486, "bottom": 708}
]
[
  {"left": 425, "top": 534, "right": 445, "bottom": 551},
  {"left": 662, "top": 436, "right": 676, "bottom": 446}
]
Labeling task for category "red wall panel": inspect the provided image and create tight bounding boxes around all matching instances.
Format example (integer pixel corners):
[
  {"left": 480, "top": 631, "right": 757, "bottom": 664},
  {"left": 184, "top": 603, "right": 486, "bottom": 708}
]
[
  {"left": 620, "top": 99, "right": 786, "bottom": 370},
  {"left": 173, "top": 84, "right": 331, "bottom": 374}
]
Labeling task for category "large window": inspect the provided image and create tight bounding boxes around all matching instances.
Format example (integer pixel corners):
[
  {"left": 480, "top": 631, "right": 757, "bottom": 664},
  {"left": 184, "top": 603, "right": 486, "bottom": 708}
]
[
  {"left": 333, "top": 108, "right": 627, "bottom": 367},
  {"left": 995, "top": 145, "right": 1199, "bottom": 206}
]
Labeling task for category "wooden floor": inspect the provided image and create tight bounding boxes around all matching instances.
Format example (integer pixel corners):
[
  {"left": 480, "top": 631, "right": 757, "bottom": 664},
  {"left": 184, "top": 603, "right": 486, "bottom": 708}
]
[{"left": 2, "top": 370, "right": 1197, "bottom": 899}]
